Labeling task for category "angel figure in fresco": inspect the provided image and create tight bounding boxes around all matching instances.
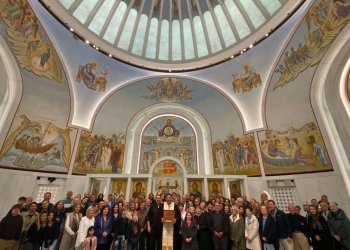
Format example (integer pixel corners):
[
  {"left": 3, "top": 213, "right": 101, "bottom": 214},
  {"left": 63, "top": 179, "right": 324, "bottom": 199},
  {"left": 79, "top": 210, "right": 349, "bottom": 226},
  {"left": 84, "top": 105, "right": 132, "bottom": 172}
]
[
  {"left": 0, "top": 115, "right": 71, "bottom": 171},
  {"left": 0, "top": 0, "right": 62, "bottom": 82}
]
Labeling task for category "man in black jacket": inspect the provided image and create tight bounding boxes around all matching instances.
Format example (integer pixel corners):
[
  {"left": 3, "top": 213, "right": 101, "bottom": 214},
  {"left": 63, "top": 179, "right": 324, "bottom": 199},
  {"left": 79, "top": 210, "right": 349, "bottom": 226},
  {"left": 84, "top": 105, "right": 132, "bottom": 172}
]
[
  {"left": 268, "top": 200, "right": 293, "bottom": 250},
  {"left": 209, "top": 202, "right": 230, "bottom": 250},
  {"left": 147, "top": 195, "right": 163, "bottom": 250},
  {"left": 287, "top": 204, "right": 309, "bottom": 250},
  {"left": 0, "top": 204, "right": 24, "bottom": 249}
]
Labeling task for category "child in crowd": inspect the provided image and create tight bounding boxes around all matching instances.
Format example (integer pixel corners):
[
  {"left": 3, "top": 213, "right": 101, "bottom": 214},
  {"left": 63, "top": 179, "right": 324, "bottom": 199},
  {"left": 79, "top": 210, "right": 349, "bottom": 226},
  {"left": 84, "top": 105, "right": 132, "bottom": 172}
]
[
  {"left": 127, "top": 212, "right": 141, "bottom": 250},
  {"left": 82, "top": 226, "right": 97, "bottom": 250}
]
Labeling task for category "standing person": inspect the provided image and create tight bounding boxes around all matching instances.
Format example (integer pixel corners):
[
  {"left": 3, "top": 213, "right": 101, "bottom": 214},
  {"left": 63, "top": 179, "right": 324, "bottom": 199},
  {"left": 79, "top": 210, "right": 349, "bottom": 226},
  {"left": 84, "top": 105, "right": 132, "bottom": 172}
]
[
  {"left": 147, "top": 195, "right": 163, "bottom": 250},
  {"left": 268, "top": 200, "right": 293, "bottom": 250},
  {"left": 127, "top": 212, "right": 141, "bottom": 250},
  {"left": 137, "top": 202, "right": 148, "bottom": 250},
  {"left": 327, "top": 202, "right": 350, "bottom": 250},
  {"left": 59, "top": 204, "right": 82, "bottom": 250},
  {"left": 82, "top": 226, "right": 97, "bottom": 250},
  {"left": 113, "top": 207, "right": 129, "bottom": 250},
  {"left": 95, "top": 206, "right": 113, "bottom": 250},
  {"left": 196, "top": 201, "right": 213, "bottom": 250},
  {"left": 19, "top": 202, "right": 40, "bottom": 250},
  {"left": 38, "top": 192, "right": 54, "bottom": 213},
  {"left": 63, "top": 191, "right": 74, "bottom": 208},
  {"left": 286, "top": 204, "right": 309, "bottom": 250},
  {"left": 54, "top": 200, "right": 66, "bottom": 247},
  {"left": 259, "top": 205, "right": 277, "bottom": 250},
  {"left": 181, "top": 212, "right": 198, "bottom": 250},
  {"left": 33, "top": 211, "right": 48, "bottom": 250},
  {"left": 245, "top": 206, "right": 261, "bottom": 250},
  {"left": 42, "top": 212, "right": 60, "bottom": 250},
  {"left": 307, "top": 205, "right": 332, "bottom": 250},
  {"left": 229, "top": 206, "right": 245, "bottom": 250},
  {"left": 161, "top": 193, "right": 181, "bottom": 250},
  {"left": 0, "top": 204, "right": 24, "bottom": 249},
  {"left": 209, "top": 202, "right": 230, "bottom": 250},
  {"left": 76, "top": 207, "right": 96, "bottom": 249}
]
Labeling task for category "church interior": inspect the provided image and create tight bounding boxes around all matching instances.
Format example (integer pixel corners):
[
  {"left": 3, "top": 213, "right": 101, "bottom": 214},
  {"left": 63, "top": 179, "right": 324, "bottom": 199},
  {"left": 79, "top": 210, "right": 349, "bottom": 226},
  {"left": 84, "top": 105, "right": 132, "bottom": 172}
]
[{"left": 1, "top": 0, "right": 350, "bottom": 217}]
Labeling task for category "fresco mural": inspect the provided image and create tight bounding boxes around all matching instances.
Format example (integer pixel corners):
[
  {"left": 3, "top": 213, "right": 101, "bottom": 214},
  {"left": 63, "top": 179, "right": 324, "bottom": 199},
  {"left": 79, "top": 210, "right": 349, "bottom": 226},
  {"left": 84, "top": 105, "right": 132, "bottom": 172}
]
[
  {"left": 140, "top": 116, "right": 197, "bottom": 174},
  {"left": 188, "top": 180, "right": 203, "bottom": 198},
  {"left": 208, "top": 180, "right": 223, "bottom": 198},
  {"left": 273, "top": 0, "right": 350, "bottom": 90},
  {"left": 152, "top": 160, "right": 183, "bottom": 195},
  {"left": 259, "top": 122, "right": 332, "bottom": 175},
  {"left": 131, "top": 179, "right": 147, "bottom": 201},
  {"left": 76, "top": 60, "right": 108, "bottom": 92},
  {"left": 212, "top": 134, "right": 261, "bottom": 176},
  {"left": 232, "top": 63, "right": 262, "bottom": 93},
  {"left": 111, "top": 179, "right": 127, "bottom": 200},
  {"left": 141, "top": 77, "right": 193, "bottom": 102},
  {"left": 0, "top": 0, "right": 62, "bottom": 82},
  {"left": 0, "top": 115, "right": 71, "bottom": 172},
  {"left": 73, "top": 132, "right": 125, "bottom": 174},
  {"left": 229, "top": 180, "right": 242, "bottom": 199}
]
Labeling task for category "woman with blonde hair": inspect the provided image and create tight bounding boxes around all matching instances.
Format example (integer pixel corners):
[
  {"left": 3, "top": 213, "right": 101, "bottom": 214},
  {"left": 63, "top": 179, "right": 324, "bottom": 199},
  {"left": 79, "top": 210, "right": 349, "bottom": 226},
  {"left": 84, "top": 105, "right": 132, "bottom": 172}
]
[
  {"left": 229, "top": 206, "right": 245, "bottom": 250},
  {"left": 59, "top": 204, "right": 82, "bottom": 250},
  {"left": 75, "top": 207, "right": 95, "bottom": 249}
]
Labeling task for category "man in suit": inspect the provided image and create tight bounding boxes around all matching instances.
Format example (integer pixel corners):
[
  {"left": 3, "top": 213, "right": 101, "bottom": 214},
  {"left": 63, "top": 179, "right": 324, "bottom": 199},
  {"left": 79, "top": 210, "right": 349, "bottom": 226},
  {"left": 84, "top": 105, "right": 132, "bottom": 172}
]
[
  {"left": 209, "top": 202, "right": 230, "bottom": 250},
  {"left": 147, "top": 195, "right": 163, "bottom": 250}
]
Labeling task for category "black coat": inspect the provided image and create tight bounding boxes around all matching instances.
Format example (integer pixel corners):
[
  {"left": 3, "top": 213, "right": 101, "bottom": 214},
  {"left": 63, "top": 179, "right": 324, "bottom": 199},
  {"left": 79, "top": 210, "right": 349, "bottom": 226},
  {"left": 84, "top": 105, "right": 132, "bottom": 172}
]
[
  {"left": 273, "top": 209, "right": 292, "bottom": 239},
  {"left": 195, "top": 212, "right": 213, "bottom": 250},
  {"left": 181, "top": 221, "right": 198, "bottom": 250},
  {"left": 259, "top": 215, "right": 278, "bottom": 244},
  {"left": 209, "top": 211, "right": 230, "bottom": 236},
  {"left": 308, "top": 214, "right": 332, "bottom": 250}
]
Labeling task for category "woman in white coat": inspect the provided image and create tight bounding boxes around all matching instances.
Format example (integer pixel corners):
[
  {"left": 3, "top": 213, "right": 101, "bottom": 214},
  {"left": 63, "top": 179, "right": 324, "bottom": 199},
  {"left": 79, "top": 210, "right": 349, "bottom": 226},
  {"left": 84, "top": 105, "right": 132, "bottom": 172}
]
[
  {"left": 75, "top": 206, "right": 95, "bottom": 249},
  {"left": 245, "top": 206, "right": 261, "bottom": 250}
]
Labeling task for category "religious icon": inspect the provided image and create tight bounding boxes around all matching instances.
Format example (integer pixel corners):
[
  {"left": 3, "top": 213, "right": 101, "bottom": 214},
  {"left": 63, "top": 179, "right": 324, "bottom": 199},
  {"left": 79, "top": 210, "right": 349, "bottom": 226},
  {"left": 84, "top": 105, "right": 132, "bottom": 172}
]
[
  {"left": 131, "top": 180, "right": 147, "bottom": 200},
  {"left": 208, "top": 181, "right": 223, "bottom": 198},
  {"left": 112, "top": 180, "right": 126, "bottom": 200},
  {"left": 188, "top": 180, "right": 203, "bottom": 198},
  {"left": 229, "top": 181, "right": 242, "bottom": 199}
]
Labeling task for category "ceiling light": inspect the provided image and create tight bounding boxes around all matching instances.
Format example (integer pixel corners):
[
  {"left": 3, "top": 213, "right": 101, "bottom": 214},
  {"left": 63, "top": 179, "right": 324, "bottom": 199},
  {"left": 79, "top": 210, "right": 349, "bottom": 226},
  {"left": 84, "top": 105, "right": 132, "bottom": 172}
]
[
  {"left": 230, "top": 55, "right": 234, "bottom": 58},
  {"left": 69, "top": 27, "right": 74, "bottom": 32},
  {"left": 85, "top": 40, "right": 90, "bottom": 44},
  {"left": 243, "top": 48, "right": 246, "bottom": 52},
  {"left": 249, "top": 44, "right": 253, "bottom": 48},
  {"left": 108, "top": 54, "right": 112, "bottom": 57},
  {"left": 169, "top": 70, "right": 172, "bottom": 72},
  {"left": 265, "top": 33, "right": 269, "bottom": 37},
  {"left": 240, "top": 51, "right": 244, "bottom": 54},
  {"left": 92, "top": 44, "right": 96, "bottom": 48},
  {"left": 95, "top": 47, "right": 99, "bottom": 50}
]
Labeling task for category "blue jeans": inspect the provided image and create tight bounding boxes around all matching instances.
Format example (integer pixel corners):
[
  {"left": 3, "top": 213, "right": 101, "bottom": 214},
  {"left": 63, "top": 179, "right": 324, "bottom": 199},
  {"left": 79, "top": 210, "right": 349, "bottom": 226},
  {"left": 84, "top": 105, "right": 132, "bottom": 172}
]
[
  {"left": 127, "top": 243, "right": 139, "bottom": 250},
  {"left": 111, "top": 235, "right": 125, "bottom": 250},
  {"left": 42, "top": 239, "right": 57, "bottom": 249}
]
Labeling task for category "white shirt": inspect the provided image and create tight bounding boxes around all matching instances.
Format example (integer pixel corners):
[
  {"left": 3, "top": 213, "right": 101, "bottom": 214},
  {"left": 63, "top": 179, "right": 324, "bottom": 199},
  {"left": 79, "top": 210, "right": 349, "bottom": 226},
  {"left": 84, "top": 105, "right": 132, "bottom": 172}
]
[{"left": 75, "top": 216, "right": 95, "bottom": 247}]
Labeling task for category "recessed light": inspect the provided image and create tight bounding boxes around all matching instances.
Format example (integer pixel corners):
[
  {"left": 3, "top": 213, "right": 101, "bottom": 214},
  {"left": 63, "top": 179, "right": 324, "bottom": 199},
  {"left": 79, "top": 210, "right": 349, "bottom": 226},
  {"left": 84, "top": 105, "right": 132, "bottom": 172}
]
[
  {"left": 249, "top": 44, "right": 253, "bottom": 48},
  {"left": 69, "top": 27, "right": 74, "bottom": 32},
  {"left": 85, "top": 40, "right": 90, "bottom": 44},
  {"left": 108, "top": 54, "right": 112, "bottom": 57}
]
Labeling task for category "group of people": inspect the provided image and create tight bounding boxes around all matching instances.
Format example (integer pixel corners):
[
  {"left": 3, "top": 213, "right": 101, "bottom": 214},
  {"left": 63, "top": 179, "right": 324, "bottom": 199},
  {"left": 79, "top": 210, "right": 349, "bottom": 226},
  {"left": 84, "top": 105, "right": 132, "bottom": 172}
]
[{"left": 0, "top": 189, "right": 349, "bottom": 250}]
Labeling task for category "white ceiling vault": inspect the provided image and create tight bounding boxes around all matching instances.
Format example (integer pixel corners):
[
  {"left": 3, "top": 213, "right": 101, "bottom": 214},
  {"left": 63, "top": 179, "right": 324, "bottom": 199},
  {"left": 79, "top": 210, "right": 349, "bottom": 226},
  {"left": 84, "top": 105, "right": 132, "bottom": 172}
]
[
  {"left": 40, "top": 0, "right": 304, "bottom": 71},
  {"left": 30, "top": 0, "right": 311, "bottom": 132}
]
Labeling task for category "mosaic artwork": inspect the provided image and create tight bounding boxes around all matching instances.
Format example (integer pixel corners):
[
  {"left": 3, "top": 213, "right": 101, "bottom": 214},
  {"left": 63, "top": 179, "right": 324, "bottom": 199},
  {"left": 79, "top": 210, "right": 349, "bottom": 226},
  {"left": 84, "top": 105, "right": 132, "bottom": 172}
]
[
  {"left": 0, "top": 115, "right": 71, "bottom": 172},
  {"left": 212, "top": 134, "right": 261, "bottom": 176},
  {"left": 140, "top": 117, "right": 196, "bottom": 174},
  {"left": 188, "top": 180, "right": 203, "bottom": 198},
  {"left": 273, "top": 0, "right": 350, "bottom": 90},
  {"left": 208, "top": 180, "right": 223, "bottom": 198},
  {"left": 229, "top": 180, "right": 242, "bottom": 199},
  {"left": 141, "top": 77, "right": 194, "bottom": 103},
  {"left": 76, "top": 60, "right": 108, "bottom": 92},
  {"left": 111, "top": 179, "right": 127, "bottom": 200},
  {"left": 73, "top": 132, "right": 125, "bottom": 174},
  {"left": 0, "top": 0, "right": 62, "bottom": 82},
  {"left": 152, "top": 160, "right": 183, "bottom": 195},
  {"left": 232, "top": 63, "right": 262, "bottom": 93},
  {"left": 259, "top": 122, "right": 333, "bottom": 175},
  {"left": 131, "top": 179, "right": 147, "bottom": 200}
]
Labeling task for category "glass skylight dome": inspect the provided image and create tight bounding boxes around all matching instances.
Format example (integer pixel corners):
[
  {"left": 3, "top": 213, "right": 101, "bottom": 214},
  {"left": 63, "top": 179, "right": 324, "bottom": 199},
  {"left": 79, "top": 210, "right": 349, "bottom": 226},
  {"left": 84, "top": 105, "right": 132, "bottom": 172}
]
[{"left": 42, "top": 0, "right": 303, "bottom": 71}]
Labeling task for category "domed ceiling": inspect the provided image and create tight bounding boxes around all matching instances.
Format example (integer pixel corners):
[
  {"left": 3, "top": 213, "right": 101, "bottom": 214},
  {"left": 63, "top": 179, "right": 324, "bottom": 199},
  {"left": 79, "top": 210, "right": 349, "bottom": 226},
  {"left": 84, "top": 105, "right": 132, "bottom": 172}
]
[{"left": 41, "top": 0, "right": 303, "bottom": 71}]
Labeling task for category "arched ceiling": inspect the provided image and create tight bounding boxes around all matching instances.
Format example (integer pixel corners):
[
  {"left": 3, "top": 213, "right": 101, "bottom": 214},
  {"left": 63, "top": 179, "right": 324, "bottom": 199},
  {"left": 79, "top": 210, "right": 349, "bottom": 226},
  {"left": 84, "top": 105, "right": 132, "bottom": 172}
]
[{"left": 40, "top": 0, "right": 304, "bottom": 71}]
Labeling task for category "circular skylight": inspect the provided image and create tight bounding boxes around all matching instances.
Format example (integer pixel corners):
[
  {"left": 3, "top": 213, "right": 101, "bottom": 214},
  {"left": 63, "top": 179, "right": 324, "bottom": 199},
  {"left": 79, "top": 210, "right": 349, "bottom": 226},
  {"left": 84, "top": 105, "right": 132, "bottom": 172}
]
[{"left": 41, "top": 0, "right": 303, "bottom": 71}]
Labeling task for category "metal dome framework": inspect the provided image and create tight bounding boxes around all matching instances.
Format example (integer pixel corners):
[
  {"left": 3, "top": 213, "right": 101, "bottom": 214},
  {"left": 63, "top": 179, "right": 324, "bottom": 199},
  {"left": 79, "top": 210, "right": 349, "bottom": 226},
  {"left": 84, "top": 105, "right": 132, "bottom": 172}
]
[{"left": 41, "top": 0, "right": 304, "bottom": 71}]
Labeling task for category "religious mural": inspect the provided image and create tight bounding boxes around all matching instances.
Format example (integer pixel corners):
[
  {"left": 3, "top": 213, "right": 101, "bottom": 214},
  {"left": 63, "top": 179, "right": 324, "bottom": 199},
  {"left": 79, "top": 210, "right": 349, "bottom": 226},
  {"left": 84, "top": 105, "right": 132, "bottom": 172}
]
[
  {"left": 131, "top": 179, "right": 147, "bottom": 201},
  {"left": 111, "top": 179, "right": 127, "bottom": 201},
  {"left": 73, "top": 132, "right": 125, "bottom": 174},
  {"left": 76, "top": 60, "right": 108, "bottom": 92},
  {"left": 0, "top": 0, "right": 62, "bottom": 82},
  {"left": 229, "top": 181, "right": 242, "bottom": 199},
  {"left": 140, "top": 117, "right": 197, "bottom": 175},
  {"left": 152, "top": 160, "right": 183, "bottom": 195},
  {"left": 188, "top": 180, "right": 203, "bottom": 198},
  {"left": 0, "top": 115, "right": 71, "bottom": 172},
  {"left": 273, "top": 0, "right": 350, "bottom": 90},
  {"left": 232, "top": 63, "right": 262, "bottom": 93},
  {"left": 212, "top": 134, "right": 261, "bottom": 176},
  {"left": 258, "top": 122, "right": 332, "bottom": 175},
  {"left": 141, "top": 77, "right": 194, "bottom": 102},
  {"left": 208, "top": 180, "right": 223, "bottom": 198}
]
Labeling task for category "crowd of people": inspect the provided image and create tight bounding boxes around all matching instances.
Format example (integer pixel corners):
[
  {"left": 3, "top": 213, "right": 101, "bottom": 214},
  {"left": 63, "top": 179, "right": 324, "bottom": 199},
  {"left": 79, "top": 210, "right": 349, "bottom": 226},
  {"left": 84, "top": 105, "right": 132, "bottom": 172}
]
[{"left": 0, "top": 189, "right": 349, "bottom": 250}]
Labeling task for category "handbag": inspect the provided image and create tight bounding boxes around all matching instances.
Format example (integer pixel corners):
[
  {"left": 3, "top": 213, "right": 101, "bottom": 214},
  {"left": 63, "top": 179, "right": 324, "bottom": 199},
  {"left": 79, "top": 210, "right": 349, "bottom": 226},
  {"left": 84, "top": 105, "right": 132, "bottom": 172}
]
[{"left": 264, "top": 243, "right": 275, "bottom": 250}]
